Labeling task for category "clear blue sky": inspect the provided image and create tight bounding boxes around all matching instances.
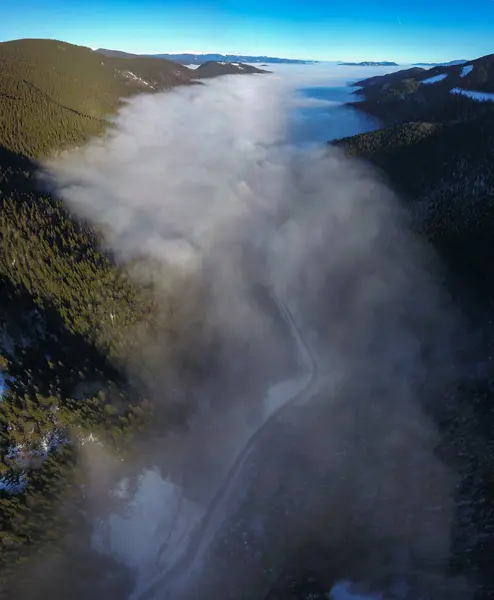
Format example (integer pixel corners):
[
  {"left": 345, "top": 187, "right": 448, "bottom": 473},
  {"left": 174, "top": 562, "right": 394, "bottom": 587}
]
[{"left": 1, "top": 0, "right": 493, "bottom": 63}]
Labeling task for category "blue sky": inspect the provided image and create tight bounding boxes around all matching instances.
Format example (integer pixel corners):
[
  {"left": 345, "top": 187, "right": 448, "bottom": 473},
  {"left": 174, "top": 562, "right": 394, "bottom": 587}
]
[{"left": 1, "top": 0, "right": 493, "bottom": 63}]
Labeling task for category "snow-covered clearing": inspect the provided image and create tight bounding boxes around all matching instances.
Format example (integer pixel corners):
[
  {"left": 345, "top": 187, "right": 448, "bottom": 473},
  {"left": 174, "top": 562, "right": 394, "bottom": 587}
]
[
  {"left": 92, "top": 469, "right": 202, "bottom": 585},
  {"left": 329, "top": 581, "right": 384, "bottom": 600},
  {"left": 460, "top": 64, "right": 473, "bottom": 78},
  {"left": 421, "top": 73, "right": 448, "bottom": 85},
  {"left": 451, "top": 87, "right": 494, "bottom": 102},
  {"left": 118, "top": 70, "right": 153, "bottom": 87}
]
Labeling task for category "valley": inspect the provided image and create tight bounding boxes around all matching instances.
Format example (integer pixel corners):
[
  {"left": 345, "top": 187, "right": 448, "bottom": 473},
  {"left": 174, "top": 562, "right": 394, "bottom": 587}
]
[{"left": 2, "top": 33, "right": 494, "bottom": 600}]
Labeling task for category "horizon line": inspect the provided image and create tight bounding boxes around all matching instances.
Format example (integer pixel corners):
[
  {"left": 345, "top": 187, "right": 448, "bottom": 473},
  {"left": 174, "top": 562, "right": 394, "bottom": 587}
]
[{"left": 0, "top": 36, "right": 471, "bottom": 65}]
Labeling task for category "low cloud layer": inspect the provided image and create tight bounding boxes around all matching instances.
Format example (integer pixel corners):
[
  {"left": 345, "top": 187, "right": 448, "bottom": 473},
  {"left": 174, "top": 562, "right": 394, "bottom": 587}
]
[{"left": 43, "top": 71, "right": 467, "bottom": 599}]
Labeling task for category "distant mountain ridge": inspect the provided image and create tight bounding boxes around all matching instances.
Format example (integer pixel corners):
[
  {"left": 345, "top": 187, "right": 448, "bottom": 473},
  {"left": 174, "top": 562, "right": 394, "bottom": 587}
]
[
  {"left": 338, "top": 61, "right": 398, "bottom": 66},
  {"left": 413, "top": 59, "right": 468, "bottom": 66},
  {"left": 148, "top": 53, "right": 316, "bottom": 65},
  {"left": 94, "top": 48, "right": 140, "bottom": 59},
  {"left": 96, "top": 48, "right": 315, "bottom": 65},
  {"left": 193, "top": 61, "right": 268, "bottom": 78}
]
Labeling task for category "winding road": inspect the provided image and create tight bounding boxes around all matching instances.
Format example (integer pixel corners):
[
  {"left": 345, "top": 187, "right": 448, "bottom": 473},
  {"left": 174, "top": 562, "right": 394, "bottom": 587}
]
[{"left": 131, "top": 294, "right": 320, "bottom": 600}]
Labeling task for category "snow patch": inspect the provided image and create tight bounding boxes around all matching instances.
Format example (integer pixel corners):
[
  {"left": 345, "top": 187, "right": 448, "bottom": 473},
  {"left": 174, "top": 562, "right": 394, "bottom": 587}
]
[
  {"left": 80, "top": 432, "right": 100, "bottom": 446},
  {"left": 1, "top": 426, "right": 66, "bottom": 495},
  {"left": 93, "top": 469, "right": 202, "bottom": 591},
  {"left": 0, "top": 473, "right": 28, "bottom": 495},
  {"left": 451, "top": 87, "right": 494, "bottom": 102},
  {"left": 421, "top": 73, "right": 448, "bottom": 85},
  {"left": 118, "top": 70, "right": 153, "bottom": 88},
  {"left": 0, "top": 371, "right": 7, "bottom": 402},
  {"left": 460, "top": 64, "right": 473, "bottom": 78},
  {"left": 0, "top": 328, "right": 15, "bottom": 356},
  {"left": 5, "top": 428, "right": 65, "bottom": 471},
  {"left": 329, "top": 581, "right": 383, "bottom": 600}
]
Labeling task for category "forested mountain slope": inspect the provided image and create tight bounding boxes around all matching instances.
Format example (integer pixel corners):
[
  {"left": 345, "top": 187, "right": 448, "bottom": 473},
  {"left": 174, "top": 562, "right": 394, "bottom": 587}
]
[
  {"left": 337, "top": 112, "right": 494, "bottom": 308},
  {"left": 350, "top": 54, "right": 494, "bottom": 125},
  {"left": 339, "top": 55, "right": 494, "bottom": 311},
  {"left": 334, "top": 58, "right": 494, "bottom": 600},
  {"left": 0, "top": 38, "right": 271, "bottom": 598},
  {"left": 0, "top": 38, "right": 195, "bottom": 158}
]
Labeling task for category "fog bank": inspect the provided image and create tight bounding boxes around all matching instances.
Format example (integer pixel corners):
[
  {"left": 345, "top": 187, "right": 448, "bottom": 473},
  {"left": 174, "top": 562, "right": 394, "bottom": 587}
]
[{"left": 43, "top": 70, "right": 467, "bottom": 599}]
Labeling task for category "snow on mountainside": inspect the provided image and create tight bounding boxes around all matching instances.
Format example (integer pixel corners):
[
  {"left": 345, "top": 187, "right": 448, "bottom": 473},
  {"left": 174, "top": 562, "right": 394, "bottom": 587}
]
[
  {"left": 451, "top": 88, "right": 494, "bottom": 102},
  {"left": 421, "top": 73, "right": 448, "bottom": 85},
  {"left": 354, "top": 53, "right": 494, "bottom": 97}
]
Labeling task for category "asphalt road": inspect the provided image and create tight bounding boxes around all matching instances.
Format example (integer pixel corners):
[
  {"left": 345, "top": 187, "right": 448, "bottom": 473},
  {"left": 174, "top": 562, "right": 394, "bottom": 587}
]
[
  {"left": 131, "top": 294, "right": 320, "bottom": 600},
  {"left": 130, "top": 289, "right": 458, "bottom": 600}
]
